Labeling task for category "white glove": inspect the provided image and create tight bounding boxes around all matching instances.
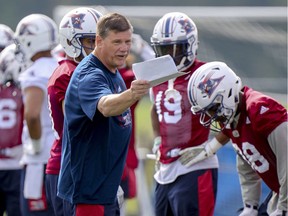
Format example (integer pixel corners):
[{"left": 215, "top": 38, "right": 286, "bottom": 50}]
[
  {"left": 269, "top": 209, "right": 287, "bottom": 216},
  {"left": 179, "top": 138, "right": 222, "bottom": 167},
  {"left": 1, "top": 146, "right": 22, "bottom": 158},
  {"left": 152, "top": 136, "right": 161, "bottom": 154},
  {"left": 117, "top": 186, "right": 124, "bottom": 209},
  {"left": 146, "top": 136, "right": 162, "bottom": 172},
  {"left": 24, "top": 138, "right": 42, "bottom": 155},
  {"left": 239, "top": 206, "right": 258, "bottom": 216}
]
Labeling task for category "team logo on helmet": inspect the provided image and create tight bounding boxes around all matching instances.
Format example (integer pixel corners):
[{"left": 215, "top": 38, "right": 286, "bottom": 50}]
[
  {"left": 18, "top": 23, "right": 36, "bottom": 36},
  {"left": 178, "top": 18, "right": 194, "bottom": 34},
  {"left": 197, "top": 69, "right": 225, "bottom": 98},
  {"left": 62, "top": 13, "right": 86, "bottom": 30}
]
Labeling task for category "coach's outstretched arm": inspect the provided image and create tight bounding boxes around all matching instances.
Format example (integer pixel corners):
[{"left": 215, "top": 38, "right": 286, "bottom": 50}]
[{"left": 98, "top": 79, "right": 150, "bottom": 117}]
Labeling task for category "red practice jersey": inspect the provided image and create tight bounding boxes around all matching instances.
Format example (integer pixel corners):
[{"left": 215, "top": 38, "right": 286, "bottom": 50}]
[
  {"left": 0, "top": 82, "right": 23, "bottom": 158},
  {"left": 151, "top": 59, "right": 210, "bottom": 164},
  {"left": 119, "top": 66, "right": 138, "bottom": 170},
  {"left": 223, "top": 86, "right": 287, "bottom": 193},
  {"left": 46, "top": 59, "right": 77, "bottom": 174}
]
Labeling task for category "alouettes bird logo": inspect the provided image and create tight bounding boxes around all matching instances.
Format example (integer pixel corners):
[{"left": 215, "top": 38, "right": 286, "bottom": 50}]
[
  {"left": 18, "top": 23, "right": 37, "bottom": 36},
  {"left": 61, "top": 13, "right": 86, "bottom": 30},
  {"left": 178, "top": 18, "right": 195, "bottom": 34},
  {"left": 197, "top": 69, "right": 225, "bottom": 98}
]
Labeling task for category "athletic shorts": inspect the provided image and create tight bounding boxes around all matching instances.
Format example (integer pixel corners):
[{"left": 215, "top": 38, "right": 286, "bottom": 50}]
[
  {"left": 154, "top": 168, "right": 218, "bottom": 216},
  {"left": 0, "top": 169, "right": 22, "bottom": 216},
  {"left": 45, "top": 174, "right": 75, "bottom": 216}
]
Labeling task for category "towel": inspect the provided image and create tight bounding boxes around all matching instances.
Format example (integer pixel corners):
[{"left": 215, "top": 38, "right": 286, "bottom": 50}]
[{"left": 24, "top": 164, "right": 44, "bottom": 199}]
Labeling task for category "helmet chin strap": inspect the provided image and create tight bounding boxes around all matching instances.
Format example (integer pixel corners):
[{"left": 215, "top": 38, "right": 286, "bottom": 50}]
[
  {"left": 73, "top": 47, "right": 87, "bottom": 63},
  {"left": 73, "top": 56, "right": 80, "bottom": 64},
  {"left": 176, "top": 56, "right": 185, "bottom": 71},
  {"left": 177, "top": 55, "right": 192, "bottom": 72},
  {"left": 81, "top": 48, "right": 88, "bottom": 57}
]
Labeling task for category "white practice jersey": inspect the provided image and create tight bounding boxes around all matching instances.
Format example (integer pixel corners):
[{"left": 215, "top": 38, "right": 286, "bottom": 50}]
[{"left": 19, "top": 57, "right": 58, "bottom": 164}]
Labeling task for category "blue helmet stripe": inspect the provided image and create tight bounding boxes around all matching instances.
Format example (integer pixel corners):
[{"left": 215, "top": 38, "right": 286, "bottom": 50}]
[
  {"left": 164, "top": 16, "right": 171, "bottom": 38},
  {"left": 43, "top": 18, "right": 55, "bottom": 43}
]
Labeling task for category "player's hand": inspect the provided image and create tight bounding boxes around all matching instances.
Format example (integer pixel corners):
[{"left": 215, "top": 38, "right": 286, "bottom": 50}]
[
  {"left": 1, "top": 146, "right": 22, "bottom": 158},
  {"left": 152, "top": 136, "right": 161, "bottom": 172},
  {"left": 178, "top": 145, "right": 208, "bottom": 167},
  {"left": 130, "top": 80, "right": 150, "bottom": 101},
  {"left": 179, "top": 138, "right": 223, "bottom": 167},
  {"left": 152, "top": 136, "right": 161, "bottom": 154},
  {"left": 24, "top": 139, "right": 42, "bottom": 155},
  {"left": 238, "top": 206, "right": 258, "bottom": 216},
  {"left": 146, "top": 136, "right": 161, "bottom": 172},
  {"left": 269, "top": 209, "right": 286, "bottom": 216}
]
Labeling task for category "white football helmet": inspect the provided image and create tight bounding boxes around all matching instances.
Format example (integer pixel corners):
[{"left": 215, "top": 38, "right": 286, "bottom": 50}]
[
  {"left": 0, "top": 44, "right": 29, "bottom": 84},
  {"left": 151, "top": 12, "right": 198, "bottom": 72},
  {"left": 0, "top": 24, "right": 14, "bottom": 52},
  {"left": 187, "top": 61, "right": 242, "bottom": 131},
  {"left": 14, "top": 14, "right": 58, "bottom": 61},
  {"left": 59, "top": 7, "right": 102, "bottom": 59}
]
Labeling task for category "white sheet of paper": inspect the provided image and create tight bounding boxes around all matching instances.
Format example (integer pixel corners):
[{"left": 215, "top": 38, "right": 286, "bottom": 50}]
[{"left": 132, "top": 55, "right": 186, "bottom": 86}]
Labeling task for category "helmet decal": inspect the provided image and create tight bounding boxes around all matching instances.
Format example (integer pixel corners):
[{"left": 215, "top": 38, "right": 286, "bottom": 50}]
[
  {"left": 18, "top": 23, "right": 36, "bottom": 36},
  {"left": 197, "top": 70, "right": 225, "bottom": 98},
  {"left": 178, "top": 18, "right": 195, "bottom": 34},
  {"left": 61, "top": 13, "right": 86, "bottom": 30}
]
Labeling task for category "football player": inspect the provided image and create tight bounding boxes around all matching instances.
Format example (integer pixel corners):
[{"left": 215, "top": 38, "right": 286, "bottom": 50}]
[
  {"left": 14, "top": 14, "right": 58, "bottom": 216},
  {"left": 183, "top": 61, "right": 287, "bottom": 216},
  {"left": 0, "top": 43, "right": 26, "bottom": 216},
  {"left": 149, "top": 12, "right": 220, "bottom": 216},
  {"left": 45, "top": 7, "right": 102, "bottom": 216}
]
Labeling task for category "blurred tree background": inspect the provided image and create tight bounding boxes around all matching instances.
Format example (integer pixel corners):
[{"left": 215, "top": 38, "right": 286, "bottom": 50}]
[{"left": 0, "top": 0, "right": 286, "bottom": 31}]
